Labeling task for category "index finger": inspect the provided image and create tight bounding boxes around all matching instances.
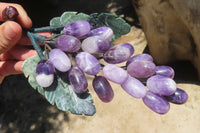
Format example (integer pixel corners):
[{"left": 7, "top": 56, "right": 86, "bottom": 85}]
[{"left": 0, "top": 2, "right": 32, "bottom": 28}]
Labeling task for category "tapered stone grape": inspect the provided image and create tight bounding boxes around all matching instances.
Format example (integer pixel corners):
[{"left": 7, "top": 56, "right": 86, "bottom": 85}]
[
  {"left": 126, "top": 53, "right": 153, "bottom": 66},
  {"left": 49, "top": 49, "right": 71, "bottom": 72},
  {"left": 75, "top": 52, "right": 101, "bottom": 75},
  {"left": 63, "top": 20, "right": 91, "bottom": 39},
  {"left": 88, "top": 26, "right": 113, "bottom": 40},
  {"left": 147, "top": 75, "right": 176, "bottom": 96},
  {"left": 142, "top": 91, "right": 170, "bottom": 114},
  {"left": 103, "top": 64, "right": 128, "bottom": 84},
  {"left": 156, "top": 66, "right": 175, "bottom": 78},
  {"left": 81, "top": 36, "right": 111, "bottom": 53},
  {"left": 2, "top": 6, "right": 19, "bottom": 21},
  {"left": 92, "top": 76, "right": 114, "bottom": 103},
  {"left": 164, "top": 88, "right": 188, "bottom": 104},
  {"left": 121, "top": 76, "right": 147, "bottom": 98},
  {"left": 36, "top": 60, "right": 54, "bottom": 87},
  {"left": 127, "top": 60, "right": 156, "bottom": 78},
  {"left": 103, "top": 43, "right": 134, "bottom": 64},
  {"left": 68, "top": 66, "right": 88, "bottom": 93},
  {"left": 56, "top": 35, "right": 81, "bottom": 52}
]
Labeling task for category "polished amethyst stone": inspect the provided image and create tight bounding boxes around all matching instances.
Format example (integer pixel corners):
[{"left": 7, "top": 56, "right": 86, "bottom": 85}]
[
  {"left": 126, "top": 53, "right": 153, "bottom": 66},
  {"left": 56, "top": 35, "right": 81, "bottom": 52},
  {"left": 68, "top": 66, "right": 88, "bottom": 93},
  {"left": 63, "top": 20, "right": 91, "bottom": 39},
  {"left": 121, "top": 76, "right": 147, "bottom": 98},
  {"left": 75, "top": 52, "right": 101, "bottom": 75},
  {"left": 164, "top": 88, "right": 188, "bottom": 104},
  {"left": 88, "top": 26, "right": 113, "bottom": 40},
  {"left": 92, "top": 76, "right": 114, "bottom": 103},
  {"left": 147, "top": 75, "right": 177, "bottom": 96},
  {"left": 142, "top": 91, "right": 170, "bottom": 114},
  {"left": 81, "top": 36, "right": 111, "bottom": 53},
  {"left": 103, "top": 43, "right": 134, "bottom": 64},
  {"left": 156, "top": 66, "right": 175, "bottom": 78},
  {"left": 127, "top": 60, "right": 156, "bottom": 78}
]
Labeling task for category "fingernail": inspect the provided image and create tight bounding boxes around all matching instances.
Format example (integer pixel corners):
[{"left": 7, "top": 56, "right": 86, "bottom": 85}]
[{"left": 4, "top": 22, "right": 20, "bottom": 40}]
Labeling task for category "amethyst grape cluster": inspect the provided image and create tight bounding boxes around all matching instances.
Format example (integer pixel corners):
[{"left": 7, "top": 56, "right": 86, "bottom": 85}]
[{"left": 35, "top": 20, "right": 188, "bottom": 115}]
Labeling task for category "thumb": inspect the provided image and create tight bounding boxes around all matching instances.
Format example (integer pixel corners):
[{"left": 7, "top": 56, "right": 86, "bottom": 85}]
[{"left": 0, "top": 21, "right": 22, "bottom": 54}]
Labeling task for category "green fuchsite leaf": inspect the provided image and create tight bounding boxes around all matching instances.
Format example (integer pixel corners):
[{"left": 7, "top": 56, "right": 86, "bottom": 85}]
[{"left": 22, "top": 54, "right": 96, "bottom": 116}]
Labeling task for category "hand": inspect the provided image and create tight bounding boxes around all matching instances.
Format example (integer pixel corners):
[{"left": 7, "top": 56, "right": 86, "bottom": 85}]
[{"left": 0, "top": 2, "right": 33, "bottom": 83}]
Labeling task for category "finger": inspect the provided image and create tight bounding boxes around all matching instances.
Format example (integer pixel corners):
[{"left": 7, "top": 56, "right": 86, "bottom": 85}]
[
  {"left": 0, "top": 21, "right": 22, "bottom": 54},
  {"left": 0, "top": 52, "right": 13, "bottom": 61},
  {"left": 8, "top": 45, "right": 37, "bottom": 61},
  {"left": 0, "top": 60, "right": 23, "bottom": 82},
  {"left": 0, "top": 2, "right": 32, "bottom": 28},
  {"left": 18, "top": 32, "right": 52, "bottom": 45}
]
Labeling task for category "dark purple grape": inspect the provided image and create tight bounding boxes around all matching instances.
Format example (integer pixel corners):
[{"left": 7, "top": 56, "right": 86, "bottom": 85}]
[
  {"left": 103, "top": 43, "right": 134, "bottom": 64},
  {"left": 63, "top": 20, "right": 91, "bottom": 39},
  {"left": 142, "top": 91, "right": 170, "bottom": 114},
  {"left": 36, "top": 60, "right": 54, "bottom": 87},
  {"left": 126, "top": 53, "right": 153, "bottom": 66},
  {"left": 92, "top": 76, "right": 114, "bottom": 103},
  {"left": 156, "top": 66, "right": 175, "bottom": 78},
  {"left": 68, "top": 66, "right": 88, "bottom": 93},
  {"left": 127, "top": 60, "right": 156, "bottom": 78},
  {"left": 75, "top": 52, "right": 101, "bottom": 75},
  {"left": 88, "top": 26, "right": 113, "bottom": 40},
  {"left": 56, "top": 35, "right": 81, "bottom": 52},
  {"left": 147, "top": 75, "right": 176, "bottom": 96},
  {"left": 2, "top": 6, "right": 19, "bottom": 21},
  {"left": 49, "top": 49, "right": 71, "bottom": 72},
  {"left": 164, "top": 88, "right": 188, "bottom": 104},
  {"left": 81, "top": 36, "right": 111, "bottom": 53}
]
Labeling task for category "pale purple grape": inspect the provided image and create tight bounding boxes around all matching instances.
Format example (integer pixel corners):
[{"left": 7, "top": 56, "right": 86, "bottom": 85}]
[
  {"left": 164, "top": 88, "right": 188, "bottom": 104},
  {"left": 63, "top": 20, "right": 91, "bottom": 39},
  {"left": 142, "top": 91, "right": 170, "bottom": 114},
  {"left": 68, "top": 66, "right": 88, "bottom": 93},
  {"left": 156, "top": 66, "right": 175, "bottom": 78},
  {"left": 121, "top": 76, "right": 147, "bottom": 98},
  {"left": 75, "top": 52, "right": 101, "bottom": 75},
  {"left": 127, "top": 60, "right": 156, "bottom": 78},
  {"left": 56, "top": 35, "right": 81, "bottom": 52},
  {"left": 81, "top": 36, "right": 111, "bottom": 53},
  {"left": 103, "top": 64, "right": 128, "bottom": 84},
  {"left": 103, "top": 43, "right": 134, "bottom": 64},
  {"left": 126, "top": 53, "right": 153, "bottom": 66},
  {"left": 49, "top": 49, "right": 71, "bottom": 72},
  {"left": 36, "top": 60, "right": 54, "bottom": 87},
  {"left": 147, "top": 75, "right": 176, "bottom": 96},
  {"left": 88, "top": 26, "right": 113, "bottom": 40},
  {"left": 92, "top": 76, "right": 114, "bottom": 103}
]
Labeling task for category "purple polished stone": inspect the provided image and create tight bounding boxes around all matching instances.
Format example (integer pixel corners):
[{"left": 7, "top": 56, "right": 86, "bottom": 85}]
[
  {"left": 126, "top": 53, "right": 153, "bottom": 66},
  {"left": 92, "top": 76, "right": 114, "bottom": 103},
  {"left": 63, "top": 20, "right": 91, "bottom": 39},
  {"left": 103, "top": 43, "right": 134, "bottom": 64},
  {"left": 68, "top": 66, "right": 88, "bottom": 93},
  {"left": 56, "top": 35, "right": 81, "bottom": 52},
  {"left": 147, "top": 75, "right": 177, "bottom": 96},
  {"left": 103, "top": 64, "right": 128, "bottom": 84},
  {"left": 88, "top": 26, "right": 113, "bottom": 40},
  {"left": 164, "top": 88, "right": 188, "bottom": 104},
  {"left": 81, "top": 36, "right": 111, "bottom": 53},
  {"left": 156, "top": 66, "right": 175, "bottom": 78},
  {"left": 75, "top": 52, "right": 101, "bottom": 75},
  {"left": 121, "top": 76, "right": 147, "bottom": 98},
  {"left": 36, "top": 60, "right": 54, "bottom": 87},
  {"left": 127, "top": 60, "right": 156, "bottom": 78},
  {"left": 49, "top": 49, "right": 71, "bottom": 72},
  {"left": 142, "top": 91, "right": 170, "bottom": 114}
]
